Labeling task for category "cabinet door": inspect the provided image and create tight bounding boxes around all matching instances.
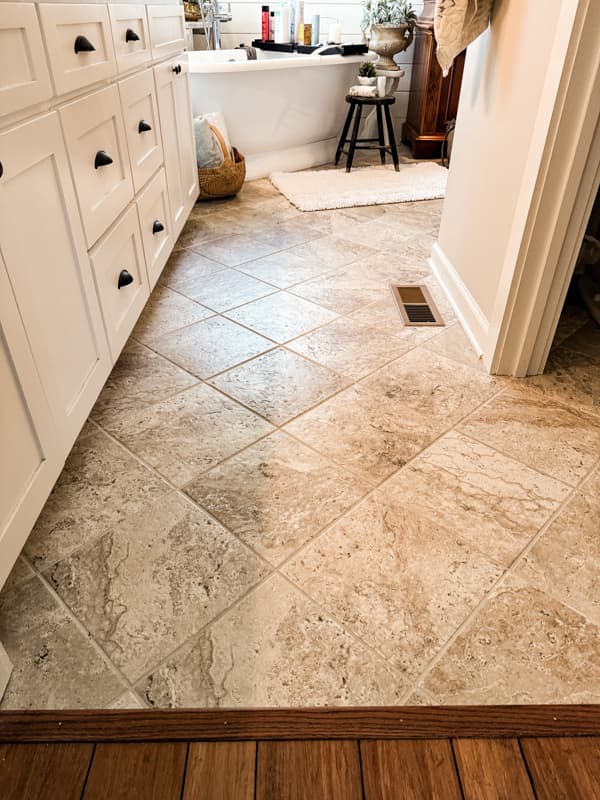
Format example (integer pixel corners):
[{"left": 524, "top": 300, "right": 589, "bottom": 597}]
[
  {"left": 109, "top": 4, "right": 151, "bottom": 74},
  {"left": 0, "top": 255, "right": 61, "bottom": 590},
  {"left": 119, "top": 68, "right": 163, "bottom": 193},
  {"left": 0, "top": 3, "right": 53, "bottom": 116},
  {"left": 0, "top": 113, "right": 111, "bottom": 446},
  {"left": 147, "top": 5, "right": 186, "bottom": 60},
  {"left": 136, "top": 168, "right": 173, "bottom": 288},
  {"left": 154, "top": 58, "right": 198, "bottom": 238}
]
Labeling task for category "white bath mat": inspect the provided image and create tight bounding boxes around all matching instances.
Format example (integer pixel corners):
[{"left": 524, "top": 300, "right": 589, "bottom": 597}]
[{"left": 270, "top": 162, "right": 447, "bottom": 212}]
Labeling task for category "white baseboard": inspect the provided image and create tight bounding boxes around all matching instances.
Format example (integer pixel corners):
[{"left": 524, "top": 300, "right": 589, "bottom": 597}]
[
  {"left": 244, "top": 138, "right": 338, "bottom": 181},
  {"left": 0, "top": 642, "right": 12, "bottom": 701},
  {"left": 429, "top": 242, "right": 489, "bottom": 360}
]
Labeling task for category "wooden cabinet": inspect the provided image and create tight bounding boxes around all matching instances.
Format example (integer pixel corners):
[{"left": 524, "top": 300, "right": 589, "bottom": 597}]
[
  {"left": 0, "top": 113, "right": 111, "bottom": 444},
  {"left": 0, "top": 4, "right": 53, "bottom": 116},
  {"left": 147, "top": 5, "right": 186, "bottom": 60},
  {"left": 119, "top": 68, "right": 164, "bottom": 193},
  {"left": 154, "top": 58, "right": 198, "bottom": 237},
  {"left": 402, "top": 8, "right": 465, "bottom": 159},
  {"left": 109, "top": 4, "right": 152, "bottom": 74},
  {"left": 137, "top": 168, "right": 173, "bottom": 288}
]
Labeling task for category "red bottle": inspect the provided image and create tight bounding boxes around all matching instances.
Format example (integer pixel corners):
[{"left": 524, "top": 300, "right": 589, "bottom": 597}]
[{"left": 262, "top": 6, "right": 270, "bottom": 40}]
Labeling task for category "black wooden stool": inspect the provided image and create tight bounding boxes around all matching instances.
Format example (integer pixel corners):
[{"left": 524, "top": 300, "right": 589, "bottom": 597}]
[{"left": 335, "top": 95, "right": 399, "bottom": 173}]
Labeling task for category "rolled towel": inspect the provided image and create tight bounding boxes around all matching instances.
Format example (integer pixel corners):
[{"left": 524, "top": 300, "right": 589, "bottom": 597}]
[{"left": 348, "top": 84, "right": 379, "bottom": 98}]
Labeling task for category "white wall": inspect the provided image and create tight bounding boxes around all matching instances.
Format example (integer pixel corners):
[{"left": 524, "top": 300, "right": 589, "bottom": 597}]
[
  {"left": 430, "top": 0, "right": 573, "bottom": 364},
  {"left": 194, "top": 0, "right": 423, "bottom": 127}
]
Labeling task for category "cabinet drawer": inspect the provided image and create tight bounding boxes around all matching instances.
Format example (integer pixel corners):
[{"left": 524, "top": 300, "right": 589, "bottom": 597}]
[
  {"left": 90, "top": 204, "right": 149, "bottom": 360},
  {"left": 119, "top": 69, "right": 163, "bottom": 193},
  {"left": 38, "top": 4, "right": 117, "bottom": 96},
  {"left": 60, "top": 84, "right": 134, "bottom": 247},
  {"left": 0, "top": 3, "right": 53, "bottom": 115},
  {"left": 136, "top": 168, "right": 173, "bottom": 289},
  {"left": 109, "top": 4, "right": 151, "bottom": 74},
  {"left": 147, "top": 5, "right": 185, "bottom": 60}
]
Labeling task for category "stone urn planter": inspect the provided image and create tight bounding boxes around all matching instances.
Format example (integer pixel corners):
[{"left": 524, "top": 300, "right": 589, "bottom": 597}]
[{"left": 369, "top": 23, "right": 414, "bottom": 70}]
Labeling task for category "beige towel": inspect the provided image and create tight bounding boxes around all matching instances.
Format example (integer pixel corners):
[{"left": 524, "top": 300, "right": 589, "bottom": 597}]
[
  {"left": 434, "top": 0, "right": 495, "bottom": 76},
  {"left": 348, "top": 85, "right": 379, "bottom": 98}
]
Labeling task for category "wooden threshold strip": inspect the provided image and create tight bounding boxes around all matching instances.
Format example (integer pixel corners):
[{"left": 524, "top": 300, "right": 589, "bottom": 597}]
[{"left": 1, "top": 706, "right": 600, "bottom": 743}]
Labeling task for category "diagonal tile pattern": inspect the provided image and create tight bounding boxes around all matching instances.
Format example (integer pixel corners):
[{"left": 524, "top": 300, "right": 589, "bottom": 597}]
[{"left": 2, "top": 174, "right": 599, "bottom": 709}]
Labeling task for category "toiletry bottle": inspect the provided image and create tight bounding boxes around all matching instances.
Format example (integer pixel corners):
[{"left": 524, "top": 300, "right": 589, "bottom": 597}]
[
  {"left": 295, "top": 0, "right": 304, "bottom": 42},
  {"left": 311, "top": 14, "right": 319, "bottom": 45},
  {"left": 289, "top": 2, "right": 295, "bottom": 43},
  {"left": 278, "top": 1, "right": 290, "bottom": 43},
  {"left": 270, "top": 10, "right": 275, "bottom": 40},
  {"left": 273, "top": 8, "right": 281, "bottom": 42},
  {"left": 261, "top": 5, "right": 270, "bottom": 41}
]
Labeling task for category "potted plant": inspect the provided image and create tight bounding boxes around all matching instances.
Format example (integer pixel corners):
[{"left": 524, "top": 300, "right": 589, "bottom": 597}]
[
  {"left": 361, "top": 0, "right": 417, "bottom": 70},
  {"left": 358, "top": 60, "right": 378, "bottom": 85}
]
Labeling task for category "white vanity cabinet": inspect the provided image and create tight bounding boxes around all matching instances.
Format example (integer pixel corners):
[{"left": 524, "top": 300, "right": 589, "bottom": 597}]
[
  {"left": 154, "top": 58, "right": 198, "bottom": 237},
  {"left": 0, "top": 1, "right": 197, "bottom": 591}
]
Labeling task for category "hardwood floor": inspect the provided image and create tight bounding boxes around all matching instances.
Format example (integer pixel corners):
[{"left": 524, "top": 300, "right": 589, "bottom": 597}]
[{"left": 0, "top": 707, "right": 599, "bottom": 798}]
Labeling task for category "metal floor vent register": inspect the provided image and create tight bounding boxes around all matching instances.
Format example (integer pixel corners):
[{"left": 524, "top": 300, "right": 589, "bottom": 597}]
[{"left": 390, "top": 284, "right": 445, "bottom": 326}]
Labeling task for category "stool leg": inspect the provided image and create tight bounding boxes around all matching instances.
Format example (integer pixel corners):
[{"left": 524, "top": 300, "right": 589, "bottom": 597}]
[
  {"left": 347, "top": 103, "right": 363, "bottom": 173},
  {"left": 376, "top": 104, "right": 386, "bottom": 165},
  {"left": 384, "top": 104, "right": 399, "bottom": 172},
  {"left": 335, "top": 103, "right": 355, "bottom": 166}
]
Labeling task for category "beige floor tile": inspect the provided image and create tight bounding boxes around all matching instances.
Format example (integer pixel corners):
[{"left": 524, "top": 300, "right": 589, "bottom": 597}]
[
  {"left": 343, "top": 252, "right": 431, "bottom": 284},
  {"left": 159, "top": 248, "right": 227, "bottom": 296},
  {"left": 360, "top": 347, "right": 498, "bottom": 429},
  {"left": 91, "top": 341, "right": 198, "bottom": 426},
  {"left": 286, "top": 235, "right": 380, "bottom": 271},
  {"left": 561, "top": 321, "right": 600, "bottom": 362},
  {"left": 49, "top": 493, "right": 270, "bottom": 681},
  {"left": 423, "top": 578, "right": 600, "bottom": 704},
  {"left": 23, "top": 430, "right": 170, "bottom": 570},
  {"left": 175, "top": 209, "right": 252, "bottom": 249},
  {"left": 106, "top": 383, "right": 274, "bottom": 487},
  {"left": 289, "top": 270, "right": 385, "bottom": 314},
  {"left": 182, "top": 268, "right": 276, "bottom": 312},
  {"left": 225, "top": 292, "right": 337, "bottom": 343},
  {"left": 149, "top": 316, "right": 274, "bottom": 379},
  {"left": 424, "top": 324, "right": 485, "bottom": 371},
  {"left": 138, "top": 574, "right": 406, "bottom": 707},
  {"left": 2, "top": 558, "right": 35, "bottom": 595},
  {"left": 383, "top": 431, "right": 570, "bottom": 567},
  {"left": 132, "top": 285, "right": 213, "bottom": 345},
  {"left": 288, "top": 313, "right": 434, "bottom": 381},
  {"left": 519, "top": 346, "right": 600, "bottom": 414},
  {"left": 210, "top": 348, "right": 347, "bottom": 425},
  {"left": 0, "top": 577, "right": 126, "bottom": 709},
  {"left": 284, "top": 493, "right": 502, "bottom": 680},
  {"left": 285, "top": 382, "right": 439, "bottom": 483},
  {"left": 511, "top": 466, "right": 600, "bottom": 624},
  {"left": 106, "top": 690, "right": 146, "bottom": 709},
  {"left": 236, "top": 249, "right": 337, "bottom": 289},
  {"left": 185, "top": 431, "right": 368, "bottom": 564},
  {"left": 459, "top": 387, "right": 600, "bottom": 486},
  {"left": 199, "top": 234, "right": 282, "bottom": 267},
  {"left": 261, "top": 216, "right": 328, "bottom": 249}
]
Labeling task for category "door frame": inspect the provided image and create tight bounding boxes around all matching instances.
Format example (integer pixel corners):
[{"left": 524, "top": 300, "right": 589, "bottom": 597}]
[{"left": 486, "top": 0, "right": 600, "bottom": 376}]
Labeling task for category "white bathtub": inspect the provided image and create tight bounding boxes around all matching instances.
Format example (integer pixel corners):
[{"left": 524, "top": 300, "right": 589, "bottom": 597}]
[{"left": 187, "top": 48, "right": 372, "bottom": 179}]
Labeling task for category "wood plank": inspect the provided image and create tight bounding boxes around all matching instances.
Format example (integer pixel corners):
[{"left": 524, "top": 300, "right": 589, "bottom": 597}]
[
  {"left": 360, "top": 739, "right": 462, "bottom": 800},
  {"left": 521, "top": 737, "right": 600, "bottom": 800},
  {"left": 0, "top": 742, "right": 93, "bottom": 800},
  {"left": 1, "top": 706, "right": 600, "bottom": 743},
  {"left": 453, "top": 738, "right": 535, "bottom": 800},
  {"left": 256, "top": 740, "right": 362, "bottom": 800},
  {"left": 183, "top": 741, "right": 256, "bottom": 800},
  {"left": 83, "top": 742, "right": 188, "bottom": 799}
]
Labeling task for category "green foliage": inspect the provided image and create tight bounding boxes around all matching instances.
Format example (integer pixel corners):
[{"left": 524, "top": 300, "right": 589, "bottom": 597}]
[
  {"left": 361, "top": 0, "right": 417, "bottom": 34},
  {"left": 358, "top": 60, "right": 377, "bottom": 77}
]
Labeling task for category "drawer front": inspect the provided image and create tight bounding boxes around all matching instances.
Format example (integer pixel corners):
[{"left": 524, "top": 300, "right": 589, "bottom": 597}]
[
  {"left": 136, "top": 168, "right": 173, "bottom": 289},
  {"left": 147, "top": 5, "right": 185, "bottom": 60},
  {"left": 90, "top": 204, "right": 149, "bottom": 360},
  {"left": 0, "top": 3, "right": 53, "bottom": 116},
  {"left": 119, "top": 68, "right": 163, "bottom": 193},
  {"left": 39, "top": 4, "right": 117, "bottom": 96},
  {"left": 60, "top": 84, "right": 134, "bottom": 247},
  {"left": 109, "top": 4, "right": 151, "bottom": 74}
]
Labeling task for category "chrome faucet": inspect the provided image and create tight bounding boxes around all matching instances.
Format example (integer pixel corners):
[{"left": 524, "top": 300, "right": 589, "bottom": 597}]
[{"left": 211, "top": 0, "right": 232, "bottom": 49}]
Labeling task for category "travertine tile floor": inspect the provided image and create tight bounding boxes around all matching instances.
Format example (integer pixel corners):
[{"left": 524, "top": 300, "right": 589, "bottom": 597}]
[{"left": 2, "top": 172, "right": 600, "bottom": 710}]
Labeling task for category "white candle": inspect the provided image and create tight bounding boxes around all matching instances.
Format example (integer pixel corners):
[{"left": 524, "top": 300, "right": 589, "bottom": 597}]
[{"left": 329, "top": 21, "right": 342, "bottom": 43}]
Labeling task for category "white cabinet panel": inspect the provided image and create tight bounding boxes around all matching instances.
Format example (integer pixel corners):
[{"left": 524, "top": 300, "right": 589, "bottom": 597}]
[
  {"left": 39, "top": 4, "right": 117, "bottom": 96},
  {"left": 136, "top": 167, "right": 173, "bottom": 289},
  {"left": 0, "top": 256, "right": 61, "bottom": 590},
  {"left": 0, "top": 113, "right": 110, "bottom": 446},
  {"left": 154, "top": 58, "right": 198, "bottom": 237},
  {"left": 60, "top": 84, "right": 134, "bottom": 247},
  {"left": 147, "top": 4, "right": 186, "bottom": 60},
  {"left": 0, "top": 3, "right": 53, "bottom": 116},
  {"left": 109, "top": 4, "right": 151, "bottom": 74},
  {"left": 119, "top": 68, "right": 163, "bottom": 193},
  {"left": 90, "top": 203, "right": 149, "bottom": 360}
]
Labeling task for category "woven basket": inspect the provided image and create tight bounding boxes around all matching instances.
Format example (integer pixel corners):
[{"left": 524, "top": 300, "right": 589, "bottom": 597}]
[{"left": 197, "top": 125, "right": 246, "bottom": 200}]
